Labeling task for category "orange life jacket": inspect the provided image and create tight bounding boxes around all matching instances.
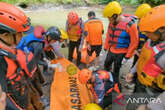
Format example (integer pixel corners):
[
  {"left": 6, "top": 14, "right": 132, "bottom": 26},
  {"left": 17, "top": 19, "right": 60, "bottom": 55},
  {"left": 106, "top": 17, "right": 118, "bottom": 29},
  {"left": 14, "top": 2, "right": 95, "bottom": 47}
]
[
  {"left": 137, "top": 40, "right": 165, "bottom": 90},
  {"left": 67, "top": 18, "right": 82, "bottom": 42},
  {"left": 107, "top": 15, "right": 134, "bottom": 49},
  {"left": 0, "top": 42, "right": 36, "bottom": 109}
]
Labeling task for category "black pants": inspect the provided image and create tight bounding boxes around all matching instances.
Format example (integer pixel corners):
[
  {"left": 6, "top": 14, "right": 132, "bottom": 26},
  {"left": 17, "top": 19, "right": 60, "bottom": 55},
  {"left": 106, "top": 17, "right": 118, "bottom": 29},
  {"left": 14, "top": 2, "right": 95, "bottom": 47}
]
[
  {"left": 132, "top": 54, "right": 138, "bottom": 68},
  {"left": 104, "top": 51, "right": 125, "bottom": 83},
  {"left": 68, "top": 39, "right": 81, "bottom": 66}
]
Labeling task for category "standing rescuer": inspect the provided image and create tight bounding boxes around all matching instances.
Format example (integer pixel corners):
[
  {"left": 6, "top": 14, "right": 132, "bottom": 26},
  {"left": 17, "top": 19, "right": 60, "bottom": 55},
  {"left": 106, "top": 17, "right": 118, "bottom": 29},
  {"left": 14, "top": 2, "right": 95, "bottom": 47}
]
[
  {"left": 126, "top": 4, "right": 165, "bottom": 93},
  {"left": 125, "top": 5, "right": 165, "bottom": 110},
  {"left": 103, "top": 1, "right": 139, "bottom": 84},
  {"left": 66, "top": 11, "right": 84, "bottom": 66},
  {"left": 0, "top": 2, "right": 44, "bottom": 110},
  {"left": 131, "top": 3, "right": 152, "bottom": 67},
  {"left": 84, "top": 11, "right": 104, "bottom": 69}
]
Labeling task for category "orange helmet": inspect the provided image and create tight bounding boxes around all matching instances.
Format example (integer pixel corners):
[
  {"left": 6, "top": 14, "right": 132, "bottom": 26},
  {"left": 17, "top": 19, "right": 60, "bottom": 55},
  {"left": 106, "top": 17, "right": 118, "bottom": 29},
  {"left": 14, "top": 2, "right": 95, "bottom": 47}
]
[
  {"left": 0, "top": 2, "right": 31, "bottom": 33},
  {"left": 97, "top": 70, "right": 109, "bottom": 80},
  {"left": 139, "top": 5, "right": 165, "bottom": 32},
  {"left": 78, "top": 69, "right": 92, "bottom": 84},
  {"left": 67, "top": 11, "right": 79, "bottom": 25}
]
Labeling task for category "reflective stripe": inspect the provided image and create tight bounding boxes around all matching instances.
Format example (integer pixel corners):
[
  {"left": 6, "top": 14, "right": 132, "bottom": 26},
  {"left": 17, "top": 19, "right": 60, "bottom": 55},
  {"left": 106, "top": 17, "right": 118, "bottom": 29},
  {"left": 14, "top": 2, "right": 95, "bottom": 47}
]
[{"left": 153, "top": 46, "right": 159, "bottom": 54}]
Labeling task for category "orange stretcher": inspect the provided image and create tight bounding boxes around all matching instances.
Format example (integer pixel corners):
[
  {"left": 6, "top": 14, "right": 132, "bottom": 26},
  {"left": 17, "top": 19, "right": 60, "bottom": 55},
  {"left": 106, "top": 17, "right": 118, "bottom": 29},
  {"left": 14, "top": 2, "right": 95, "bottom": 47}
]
[{"left": 50, "top": 58, "right": 94, "bottom": 110}]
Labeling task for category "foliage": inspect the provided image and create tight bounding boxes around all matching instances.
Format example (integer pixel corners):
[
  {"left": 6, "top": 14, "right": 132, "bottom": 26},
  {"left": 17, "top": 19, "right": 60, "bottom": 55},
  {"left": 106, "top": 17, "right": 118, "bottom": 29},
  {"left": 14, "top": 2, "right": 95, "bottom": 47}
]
[
  {"left": 0, "top": 0, "right": 83, "bottom": 5},
  {"left": 138, "top": 0, "right": 165, "bottom": 6},
  {"left": 0, "top": 0, "right": 164, "bottom": 6},
  {"left": 90, "top": 0, "right": 111, "bottom": 4}
]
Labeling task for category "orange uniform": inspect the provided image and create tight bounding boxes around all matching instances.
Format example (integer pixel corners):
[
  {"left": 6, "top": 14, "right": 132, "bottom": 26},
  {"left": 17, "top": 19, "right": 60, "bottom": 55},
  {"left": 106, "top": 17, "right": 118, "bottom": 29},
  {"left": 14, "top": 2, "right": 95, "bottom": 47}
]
[{"left": 84, "top": 18, "right": 104, "bottom": 46}]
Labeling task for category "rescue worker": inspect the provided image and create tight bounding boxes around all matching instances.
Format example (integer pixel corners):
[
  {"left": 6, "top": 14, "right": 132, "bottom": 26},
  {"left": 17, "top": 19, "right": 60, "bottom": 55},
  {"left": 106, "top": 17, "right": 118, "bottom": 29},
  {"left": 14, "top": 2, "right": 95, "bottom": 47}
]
[
  {"left": 124, "top": 4, "right": 152, "bottom": 90},
  {"left": 83, "top": 11, "right": 104, "bottom": 68},
  {"left": 132, "top": 3, "right": 152, "bottom": 67},
  {"left": 0, "top": 2, "right": 44, "bottom": 110},
  {"left": 83, "top": 103, "right": 102, "bottom": 110},
  {"left": 44, "top": 26, "right": 64, "bottom": 59},
  {"left": 17, "top": 25, "right": 46, "bottom": 97},
  {"left": 103, "top": 1, "right": 139, "bottom": 84},
  {"left": 66, "top": 11, "right": 84, "bottom": 66},
  {"left": 17, "top": 26, "right": 63, "bottom": 96},
  {"left": 126, "top": 4, "right": 165, "bottom": 110},
  {"left": 78, "top": 69, "right": 122, "bottom": 108}
]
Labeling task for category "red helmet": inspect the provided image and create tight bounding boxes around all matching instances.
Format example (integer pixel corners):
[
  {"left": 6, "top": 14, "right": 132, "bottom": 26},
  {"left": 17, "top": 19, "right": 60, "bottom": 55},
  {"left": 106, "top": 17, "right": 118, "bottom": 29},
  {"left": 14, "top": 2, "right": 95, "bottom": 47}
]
[
  {"left": 34, "top": 25, "right": 45, "bottom": 38},
  {"left": 67, "top": 11, "right": 79, "bottom": 25},
  {"left": 0, "top": 2, "right": 31, "bottom": 33},
  {"left": 78, "top": 69, "right": 92, "bottom": 84}
]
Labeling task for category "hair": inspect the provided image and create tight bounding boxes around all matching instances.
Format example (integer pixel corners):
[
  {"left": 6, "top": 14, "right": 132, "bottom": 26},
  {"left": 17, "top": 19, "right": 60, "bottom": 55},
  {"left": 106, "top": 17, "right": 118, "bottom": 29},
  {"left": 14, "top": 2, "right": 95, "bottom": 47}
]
[{"left": 88, "top": 11, "right": 95, "bottom": 17}]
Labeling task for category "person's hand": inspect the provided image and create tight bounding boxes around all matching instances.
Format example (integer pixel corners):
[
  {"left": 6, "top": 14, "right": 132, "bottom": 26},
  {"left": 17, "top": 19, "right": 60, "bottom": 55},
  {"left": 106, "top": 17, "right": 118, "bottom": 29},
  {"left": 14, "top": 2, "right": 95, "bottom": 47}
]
[
  {"left": 87, "top": 44, "right": 91, "bottom": 51},
  {"left": 134, "top": 50, "right": 140, "bottom": 56},
  {"left": 0, "top": 85, "right": 6, "bottom": 110},
  {"left": 126, "top": 72, "right": 134, "bottom": 83},
  {"left": 121, "top": 57, "right": 129, "bottom": 65}
]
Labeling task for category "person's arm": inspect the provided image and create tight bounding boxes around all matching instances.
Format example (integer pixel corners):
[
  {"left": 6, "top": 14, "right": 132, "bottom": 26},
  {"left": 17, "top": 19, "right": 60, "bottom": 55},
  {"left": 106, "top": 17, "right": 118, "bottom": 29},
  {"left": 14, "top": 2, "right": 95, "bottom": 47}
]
[
  {"left": 156, "top": 52, "right": 165, "bottom": 70},
  {"left": 65, "top": 20, "right": 69, "bottom": 32},
  {"left": 79, "top": 20, "right": 85, "bottom": 51},
  {"left": 50, "top": 41, "right": 63, "bottom": 59},
  {"left": 104, "top": 29, "right": 110, "bottom": 50},
  {"left": 84, "top": 21, "right": 89, "bottom": 43},
  {"left": 0, "top": 56, "right": 7, "bottom": 92},
  {"left": 126, "top": 23, "right": 139, "bottom": 58},
  {"left": 125, "top": 62, "right": 137, "bottom": 82},
  {"left": 0, "top": 85, "right": 6, "bottom": 110},
  {"left": 130, "top": 62, "right": 137, "bottom": 74}
]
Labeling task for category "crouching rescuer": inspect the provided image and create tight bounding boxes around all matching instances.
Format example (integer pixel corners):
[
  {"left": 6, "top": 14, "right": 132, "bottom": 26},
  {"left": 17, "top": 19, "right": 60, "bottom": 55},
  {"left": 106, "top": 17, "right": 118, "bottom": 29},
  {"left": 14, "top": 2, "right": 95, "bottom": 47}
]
[{"left": 78, "top": 69, "right": 122, "bottom": 109}]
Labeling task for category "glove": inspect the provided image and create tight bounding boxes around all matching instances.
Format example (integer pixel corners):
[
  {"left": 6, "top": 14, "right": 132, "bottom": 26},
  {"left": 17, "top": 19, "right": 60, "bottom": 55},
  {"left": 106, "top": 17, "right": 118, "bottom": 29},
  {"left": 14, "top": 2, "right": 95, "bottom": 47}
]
[
  {"left": 48, "top": 62, "right": 60, "bottom": 69},
  {"left": 121, "top": 57, "right": 129, "bottom": 65}
]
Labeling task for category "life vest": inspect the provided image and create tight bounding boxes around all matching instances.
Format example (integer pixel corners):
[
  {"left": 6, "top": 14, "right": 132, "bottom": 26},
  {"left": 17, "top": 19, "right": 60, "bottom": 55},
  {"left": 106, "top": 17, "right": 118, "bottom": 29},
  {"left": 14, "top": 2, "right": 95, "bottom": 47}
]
[
  {"left": 108, "top": 14, "right": 136, "bottom": 48},
  {"left": 137, "top": 39, "right": 165, "bottom": 90},
  {"left": 67, "top": 18, "right": 82, "bottom": 42},
  {"left": 0, "top": 42, "right": 36, "bottom": 109},
  {"left": 16, "top": 32, "right": 44, "bottom": 53}
]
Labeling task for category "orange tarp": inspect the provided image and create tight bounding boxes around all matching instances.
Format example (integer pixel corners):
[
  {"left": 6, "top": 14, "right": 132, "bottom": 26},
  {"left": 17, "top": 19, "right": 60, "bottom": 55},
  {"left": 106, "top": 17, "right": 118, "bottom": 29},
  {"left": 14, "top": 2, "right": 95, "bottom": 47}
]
[
  {"left": 73, "top": 38, "right": 96, "bottom": 64},
  {"left": 50, "top": 58, "right": 93, "bottom": 110}
]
